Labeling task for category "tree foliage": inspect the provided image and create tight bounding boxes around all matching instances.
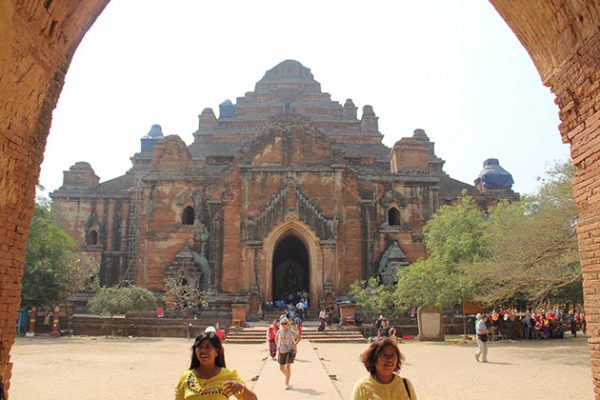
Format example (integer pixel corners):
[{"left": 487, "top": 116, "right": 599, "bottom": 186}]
[
  {"left": 391, "top": 160, "right": 581, "bottom": 309},
  {"left": 88, "top": 286, "right": 156, "bottom": 316},
  {"left": 471, "top": 161, "right": 580, "bottom": 305},
  {"left": 349, "top": 277, "right": 396, "bottom": 321},
  {"left": 21, "top": 197, "right": 97, "bottom": 308},
  {"left": 163, "top": 277, "right": 208, "bottom": 318},
  {"left": 393, "top": 194, "right": 483, "bottom": 310}
]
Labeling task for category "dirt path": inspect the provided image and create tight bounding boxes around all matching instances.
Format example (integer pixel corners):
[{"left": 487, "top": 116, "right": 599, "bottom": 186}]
[{"left": 9, "top": 336, "right": 593, "bottom": 400}]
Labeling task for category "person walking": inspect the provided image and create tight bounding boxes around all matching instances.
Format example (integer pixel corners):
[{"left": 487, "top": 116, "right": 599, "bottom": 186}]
[
  {"left": 475, "top": 314, "right": 490, "bottom": 363},
  {"left": 276, "top": 317, "right": 299, "bottom": 390},
  {"left": 266, "top": 319, "right": 279, "bottom": 360}
]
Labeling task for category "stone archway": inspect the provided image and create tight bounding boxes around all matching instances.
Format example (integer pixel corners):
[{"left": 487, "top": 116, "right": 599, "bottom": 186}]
[
  {"left": 3, "top": 2, "right": 600, "bottom": 397},
  {"left": 261, "top": 215, "right": 324, "bottom": 309},
  {"left": 272, "top": 235, "right": 310, "bottom": 304}
]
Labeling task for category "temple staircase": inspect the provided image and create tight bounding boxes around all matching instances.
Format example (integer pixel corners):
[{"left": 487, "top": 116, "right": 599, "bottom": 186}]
[{"left": 225, "top": 320, "right": 366, "bottom": 344}]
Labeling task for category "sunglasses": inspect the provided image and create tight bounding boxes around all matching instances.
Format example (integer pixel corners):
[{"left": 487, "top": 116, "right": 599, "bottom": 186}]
[{"left": 377, "top": 353, "right": 397, "bottom": 361}]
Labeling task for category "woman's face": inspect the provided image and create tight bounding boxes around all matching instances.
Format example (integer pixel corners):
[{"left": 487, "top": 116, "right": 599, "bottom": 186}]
[
  {"left": 195, "top": 339, "right": 219, "bottom": 366},
  {"left": 374, "top": 345, "right": 397, "bottom": 377},
  {"left": 281, "top": 321, "right": 289, "bottom": 330}
]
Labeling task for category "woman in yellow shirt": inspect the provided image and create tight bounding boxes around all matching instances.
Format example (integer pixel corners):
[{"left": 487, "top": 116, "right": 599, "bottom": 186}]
[
  {"left": 174, "top": 331, "right": 258, "bottom": 400},
  {"left": 351, "top": 337, "right": 416, "bottom": 400}
]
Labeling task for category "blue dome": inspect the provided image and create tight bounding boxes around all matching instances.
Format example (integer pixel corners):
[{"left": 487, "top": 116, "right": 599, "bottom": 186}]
[
  {"left": 141, "top": 124, "right": 164, "bottom": 152},
  {"left": 219, "top": 99, "right": 234, "bottom": 118},
  {"left": 474, "top": 158, "right": 514, "bottom": 189}
]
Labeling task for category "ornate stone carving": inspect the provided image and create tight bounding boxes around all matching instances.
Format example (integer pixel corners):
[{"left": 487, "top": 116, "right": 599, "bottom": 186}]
[{"left": 377, "top": 241, "right": 409, "bottom": 286}]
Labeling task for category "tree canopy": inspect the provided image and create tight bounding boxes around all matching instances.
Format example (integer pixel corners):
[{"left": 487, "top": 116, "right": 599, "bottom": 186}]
[
  {"left": 471, "top": 161, "right": 580, "bottom": 305},
  {"left": 21, "top": 197, "right": 96, "bottom": 308},
  {"left": 393, "top": 195, "right": 484, "bottom": 310},
  {"left": 393, "top": 160, "right": 581, "bottom": 309},
  {"left": 88, "top": 286, "right": 156, "bottom": 316}
]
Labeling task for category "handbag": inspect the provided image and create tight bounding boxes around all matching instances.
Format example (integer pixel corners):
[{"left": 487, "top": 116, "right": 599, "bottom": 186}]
[{"left": 477, "top": 333, "right": 488, "bottom": 342}]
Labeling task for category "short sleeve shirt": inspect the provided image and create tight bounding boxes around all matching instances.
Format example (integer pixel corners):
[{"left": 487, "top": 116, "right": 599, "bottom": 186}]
[
  {"left": 174, "top": 368, "right": 245, "bottom": 400},
  {"left": 351, "top": 374, "right": 416, "bottom": 400}
]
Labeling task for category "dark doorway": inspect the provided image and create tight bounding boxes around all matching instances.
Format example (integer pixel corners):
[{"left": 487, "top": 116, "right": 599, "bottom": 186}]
[{"left": 272, "top": 236, "right": 309, "bottom": 304}]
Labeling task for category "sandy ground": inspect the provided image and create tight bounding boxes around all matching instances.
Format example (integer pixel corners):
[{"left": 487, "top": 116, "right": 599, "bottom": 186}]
[{"left": 8, "top": 335, "right": 593, "bottom": 400}]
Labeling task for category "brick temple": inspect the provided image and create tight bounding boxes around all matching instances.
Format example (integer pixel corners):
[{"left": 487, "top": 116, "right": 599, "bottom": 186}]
[{"left": 50, "top": 60, "right": 517, "bottom": 313}]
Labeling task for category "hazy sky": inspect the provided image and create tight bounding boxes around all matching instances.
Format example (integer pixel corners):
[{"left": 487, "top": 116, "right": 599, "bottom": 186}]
[{"left": 40, "top": 0, "right": 570, "bottom": 196}]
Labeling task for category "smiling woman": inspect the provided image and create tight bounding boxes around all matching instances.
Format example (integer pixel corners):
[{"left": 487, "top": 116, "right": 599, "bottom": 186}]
[
  {"left": 175, "top": 332, "right": 258, "bottom": 400},
  {"left": 352, "top": 338, "right": 415, "bottom": 400}
]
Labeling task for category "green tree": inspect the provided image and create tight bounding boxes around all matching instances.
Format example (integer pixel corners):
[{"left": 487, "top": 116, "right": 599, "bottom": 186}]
[
  {"left": 21, "top": 197, "right": 96, "bottom": 308},
  {"left": 394, "top": 194, "right": 485, "bottom": 311},
  {"left": 393, "top": 194, "right": 485, "bottom": 337},
  {"left": 349, "top": 277, "right": 396, "bottom": 322},
  {"left": 88, "top": 286, "right": 156, "bottom": 317},
  {"left": 163, "top": 277, "right": 208, "bottom": 318},
  {"left": 471, "top": 161, "right": 580, "bottom": 305}
]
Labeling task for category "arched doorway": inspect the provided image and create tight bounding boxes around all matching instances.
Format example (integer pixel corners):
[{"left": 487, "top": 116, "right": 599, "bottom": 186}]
[{"left": 272, "top": 236, "right": 309, "bottom": 304}]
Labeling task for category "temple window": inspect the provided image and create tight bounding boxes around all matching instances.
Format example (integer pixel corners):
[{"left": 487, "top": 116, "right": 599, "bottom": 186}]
[
  {"left": 388, "top": 207, "right": 400, "bottom": 226},
  {"left": 87, "top": 230, "right": 98, "bottom": 246},
  {"left": 182, "top": 206, "right": 195, "bottom": 225}
]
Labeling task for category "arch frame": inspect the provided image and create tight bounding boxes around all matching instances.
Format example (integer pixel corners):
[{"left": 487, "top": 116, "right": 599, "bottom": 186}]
[{"left": 260, "top": 214, "right": 327, "bottom": 309}]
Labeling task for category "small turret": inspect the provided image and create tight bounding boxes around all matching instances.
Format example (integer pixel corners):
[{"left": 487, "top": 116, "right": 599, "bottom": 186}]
[
  {"left": 219, "top": 100, "right": 234, "bottom": 118},
  {"left": 474, "top": 159, "right": 514, "bottom": 191},
  {"left": 140, "top": 124, "right": 164, "bottom": 152},
  {"left": 343, "top": 99, "right": 357, "bottom": 120},
  {"left": 61, "top": 162, "right": 100, "bottom": 190},
  {"left": 360, "top": 105, "right": 379, "bottom": 132},
  {"left": 198, "top": 108, "right": 218, "bottom": 131}
]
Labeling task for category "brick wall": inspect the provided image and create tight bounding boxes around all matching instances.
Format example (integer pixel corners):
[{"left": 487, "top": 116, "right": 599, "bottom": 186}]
[
  {"left": 0, "top": 1, "right": 109, "bottom": 395},
  {"left": 549, "top": 29, "right": 600, "bottom": 397}
]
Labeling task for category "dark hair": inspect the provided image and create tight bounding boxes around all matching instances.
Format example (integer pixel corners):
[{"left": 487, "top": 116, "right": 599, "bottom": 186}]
[
  {"left": 359, "top": 338, "right": 402, "bottom": 375},
  {"left": 189, "top": 332, "right": 226, "bottom": 369}
]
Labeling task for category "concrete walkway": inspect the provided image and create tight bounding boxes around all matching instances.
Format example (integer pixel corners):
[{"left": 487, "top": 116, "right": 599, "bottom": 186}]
[{"left": 252, "top": 340, "right": 343, "bottom": 399}]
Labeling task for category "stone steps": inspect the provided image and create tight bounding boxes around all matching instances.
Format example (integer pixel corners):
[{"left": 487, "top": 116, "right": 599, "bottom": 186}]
[{"left": 225, "top": 322, "right": 367, "bottom": 344}]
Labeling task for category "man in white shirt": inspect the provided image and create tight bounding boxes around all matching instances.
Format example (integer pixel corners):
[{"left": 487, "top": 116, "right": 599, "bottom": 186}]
[{"left": 475, "top": 314, "right": 490, "bottom": 363}]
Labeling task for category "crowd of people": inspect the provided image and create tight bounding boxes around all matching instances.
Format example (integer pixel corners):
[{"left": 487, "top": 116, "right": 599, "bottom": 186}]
[
  {"left": 172, "top": 304, "right": 587, "bottom": 398},
  {"left": 477, "top": 305, "right": 586, "bottom": 340}
]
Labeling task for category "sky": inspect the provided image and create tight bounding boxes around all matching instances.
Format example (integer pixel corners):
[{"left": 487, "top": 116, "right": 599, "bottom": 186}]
[{"left": 39, "top": 0, "right": 570, "bottom": 197}]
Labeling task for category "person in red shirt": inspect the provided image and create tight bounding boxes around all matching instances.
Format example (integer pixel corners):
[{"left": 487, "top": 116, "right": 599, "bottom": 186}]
[
  {"left": 267, "top": 319, "right": 279, "bottom": 360},
  {"left": 215, "top": 323, "right": 227, "bottom": 342}
]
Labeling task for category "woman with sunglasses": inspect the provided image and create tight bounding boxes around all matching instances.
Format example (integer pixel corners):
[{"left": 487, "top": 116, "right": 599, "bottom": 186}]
[
  {"left": 276, "top": 317, "right": 300, "bottom": 390},
  {"left": 174, "top": 332, "right": 258, "bottom": 400},
  {"left": 351, "top": 337, "right": 416, "bottom": 400}
]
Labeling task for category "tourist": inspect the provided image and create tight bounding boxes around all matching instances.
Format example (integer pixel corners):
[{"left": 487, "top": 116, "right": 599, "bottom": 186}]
[
  {"left": 266, "top": 319, "right": 279, "bottom": 360},
  {"left": 276, "top": 317, "right": 300, "bottom": 390},
  {"left": 174, "top": 332, "right": 257, "bottom": 400},
  {"left": 215, "top": 323, "right": 226, "bottom": 342},
  {"left": 521, "top": 310, "right": 533, "bottom": 339},
  {"left": 475, "top": 314, "right": 490, "bottom": 363},
  {"left": 296, "top": 299, "right": 305, "bottom": 321},
  {"left": 377, "top": 319, "right": 391, "bottom": 339},
  {"left": 375, "top": 314, "right": 386, "bottom": 330},
  {"left": 318, "top": 308, "right": 327, "bottom": 331},
  {"left": 351, "top": 337, "right": 415, "bottom": 400}
]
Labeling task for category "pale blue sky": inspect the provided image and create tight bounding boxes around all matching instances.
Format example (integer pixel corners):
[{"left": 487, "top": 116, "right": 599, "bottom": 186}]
[{"left": 40, "top": 0, "right": 570, "bottom": 196}]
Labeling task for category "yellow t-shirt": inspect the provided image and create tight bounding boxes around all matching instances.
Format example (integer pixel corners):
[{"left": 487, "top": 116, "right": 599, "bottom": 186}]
[
  {"left": 351, "top": 374, "right": 416, "bottom": 400},
  {"left": 174, "top": 368, "right": 246, "bottom": 400}
]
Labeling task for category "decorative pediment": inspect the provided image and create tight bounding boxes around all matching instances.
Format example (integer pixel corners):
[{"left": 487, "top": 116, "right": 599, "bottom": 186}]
[
  {"left": 242, "top": 185, "right": 336, "bottom": 241},
  {"left": 377, "top": 241, "right": 409, "bottom": 286},
  {"left": 164, "top": 241, "right": 210, "bottom": 291},
  {"left": 379, "top": 189, "right": 407, "bottom": 208},
  {"left": 236, "top": 116, "right": 344, "bottom": 167}
]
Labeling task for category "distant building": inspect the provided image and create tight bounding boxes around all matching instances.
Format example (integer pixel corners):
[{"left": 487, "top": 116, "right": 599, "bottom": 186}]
[{"left": 51, "top": 60, "right": 517, "bottom": 312}]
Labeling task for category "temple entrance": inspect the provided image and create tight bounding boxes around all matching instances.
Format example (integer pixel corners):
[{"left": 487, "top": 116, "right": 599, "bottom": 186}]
[{"left": 272, "top": 236, "right": 309, "bottom": 305}]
